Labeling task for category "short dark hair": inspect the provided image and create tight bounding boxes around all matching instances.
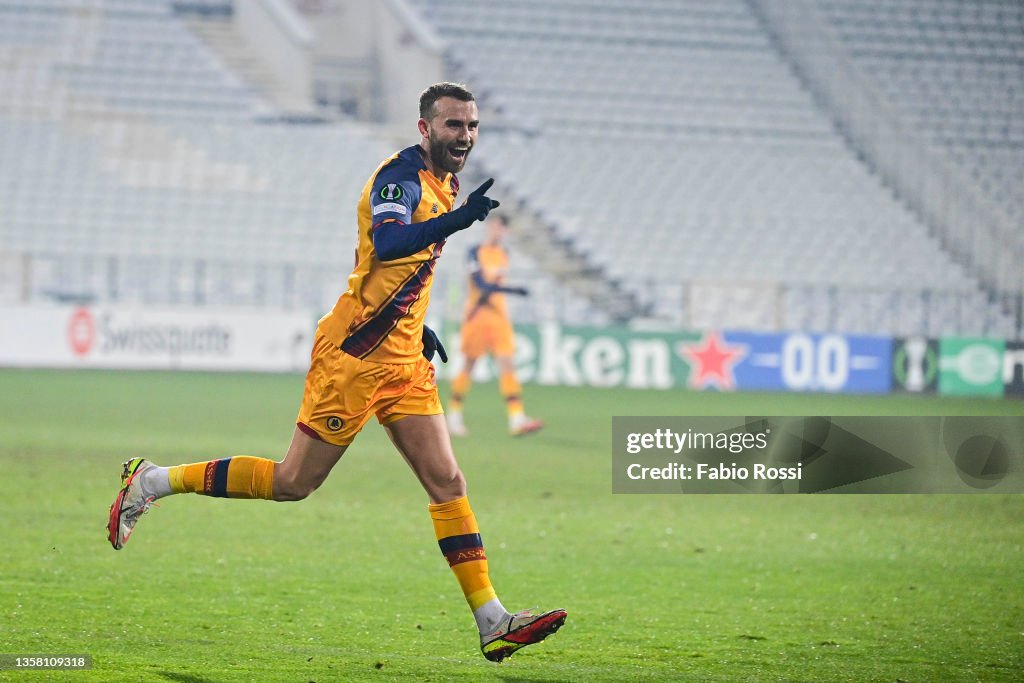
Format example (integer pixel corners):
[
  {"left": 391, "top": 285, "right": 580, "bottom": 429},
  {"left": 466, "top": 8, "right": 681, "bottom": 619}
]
[{"left": 419, "top": 82, "right": 475, "bottom": 120}]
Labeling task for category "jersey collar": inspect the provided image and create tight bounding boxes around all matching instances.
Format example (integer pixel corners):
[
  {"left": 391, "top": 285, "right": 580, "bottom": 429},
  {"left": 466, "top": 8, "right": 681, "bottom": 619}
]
[{"left": 403, "top": 145, "right": 457, "bottom": 192}]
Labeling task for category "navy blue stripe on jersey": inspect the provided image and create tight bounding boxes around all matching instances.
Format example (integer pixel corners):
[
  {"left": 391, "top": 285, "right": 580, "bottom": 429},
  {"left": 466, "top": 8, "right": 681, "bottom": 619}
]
[
  {"left": 341, "top": 267, "right": 420, "bottom": 354},
  {"left": 340, "top": 259, "right": 436, "bottom": 358}
]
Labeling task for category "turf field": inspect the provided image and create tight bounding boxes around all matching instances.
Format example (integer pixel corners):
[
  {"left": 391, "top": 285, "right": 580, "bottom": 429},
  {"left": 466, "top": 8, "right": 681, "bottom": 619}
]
[{"left": 1, "top": 368, "right": 1022, "bottom": 682}]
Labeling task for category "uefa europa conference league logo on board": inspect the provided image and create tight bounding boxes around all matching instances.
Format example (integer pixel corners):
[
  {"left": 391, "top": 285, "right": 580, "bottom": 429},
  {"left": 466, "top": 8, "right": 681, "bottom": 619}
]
[{"left": 893, "top": 337, "right": 1015, "bottom": 397}]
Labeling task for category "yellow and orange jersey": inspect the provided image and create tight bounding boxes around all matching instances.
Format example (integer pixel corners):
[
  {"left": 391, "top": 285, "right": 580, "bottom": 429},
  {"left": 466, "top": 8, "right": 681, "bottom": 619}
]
[
  {"left": 463, "top": 242, "right": 510, "bottom": 321},
  {"left": 318, "top": 145, "right": 459, "bottom": 363}
]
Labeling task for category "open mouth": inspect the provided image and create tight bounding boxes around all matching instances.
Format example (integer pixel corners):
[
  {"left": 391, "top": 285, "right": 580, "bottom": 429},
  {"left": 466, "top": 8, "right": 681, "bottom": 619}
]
[{"left": 449, "top": 146, "right": 470, "bottom": 163}]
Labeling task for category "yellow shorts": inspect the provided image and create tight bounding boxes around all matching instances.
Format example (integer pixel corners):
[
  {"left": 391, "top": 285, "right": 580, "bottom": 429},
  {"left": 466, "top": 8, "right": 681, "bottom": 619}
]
[
  {"left": 460, "top": 308, "right": 515, "bottom": 359},
  {"left": 297, "top": 333, "right": 443, "bottom": 446}
]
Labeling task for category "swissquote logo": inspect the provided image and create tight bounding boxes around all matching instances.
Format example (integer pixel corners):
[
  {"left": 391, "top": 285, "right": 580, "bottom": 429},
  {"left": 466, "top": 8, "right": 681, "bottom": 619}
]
[
  {"left": 65, "top": 308, "right": 231, "bottom": 358},
  {"left": 68, "top": 308, "right": 96, "bottom": 357}
]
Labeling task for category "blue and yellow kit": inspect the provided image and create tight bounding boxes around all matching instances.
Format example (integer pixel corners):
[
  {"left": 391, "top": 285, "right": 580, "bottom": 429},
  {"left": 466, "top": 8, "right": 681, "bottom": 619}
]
[
  {"left": 297, "top": 145, "right": 456, "bottom": 445},
  {"left": 460, "top": 242, "right": 519, "bottom": 359},
  {"left": 318, "top": 144, "right": 459, "bottom": 364},
  {"left": 464, "top": 243, "right": 510, "bottom": 321}
]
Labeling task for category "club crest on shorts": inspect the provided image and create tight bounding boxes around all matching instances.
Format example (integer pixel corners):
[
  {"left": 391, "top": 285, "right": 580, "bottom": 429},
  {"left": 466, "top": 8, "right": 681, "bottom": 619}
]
[{"left": 326, "top": 416, "right": 344, "bottom": 432}]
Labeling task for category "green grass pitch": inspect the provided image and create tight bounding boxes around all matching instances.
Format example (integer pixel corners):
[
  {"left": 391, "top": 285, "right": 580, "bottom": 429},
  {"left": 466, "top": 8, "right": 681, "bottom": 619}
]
[{"left": 1, "top": 368, "right": 1022, "bottom": 681}]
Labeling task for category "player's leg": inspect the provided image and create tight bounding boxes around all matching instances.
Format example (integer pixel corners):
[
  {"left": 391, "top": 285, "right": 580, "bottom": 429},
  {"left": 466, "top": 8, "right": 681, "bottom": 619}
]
[
  {"left": 108, "top": 333, "right": 362, "bottom": 549},
  {"left": 272, "top": 427, "right": 347, "bottom": 501},
  {"left": 108, "top": 428, "right": 347, "bottom": 549},
  {"left": 494, "top": 336, "right": 542, "bottom": 437},
  {"left": 385, "top": 407, "right": 565, "bottom": 660},
  {"left": 385, "top": 415, "right": 506, "bottom": 627},
  {"left": 159, "top": 427, "right": 345, "bottom": 500},
  {"left": 385, "top": 413, "right": 464, "bottom": 503},
  {"left": 447, "top": 355, "right": 476, "bottom": 437}
]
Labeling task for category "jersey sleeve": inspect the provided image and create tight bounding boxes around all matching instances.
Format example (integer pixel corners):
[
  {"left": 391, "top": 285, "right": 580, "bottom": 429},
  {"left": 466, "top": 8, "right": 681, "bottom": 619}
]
[
  {"left": 370, "top": 160, "right": 423, "bottom": 230},
  {"left": 466, "top": 245, "right": 481, "bottom": 273}
]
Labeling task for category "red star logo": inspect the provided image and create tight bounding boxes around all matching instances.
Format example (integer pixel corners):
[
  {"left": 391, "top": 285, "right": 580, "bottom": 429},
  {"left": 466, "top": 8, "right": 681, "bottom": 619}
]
[{"left": 678, "top": 332, "right": 747, "bottom": 390}]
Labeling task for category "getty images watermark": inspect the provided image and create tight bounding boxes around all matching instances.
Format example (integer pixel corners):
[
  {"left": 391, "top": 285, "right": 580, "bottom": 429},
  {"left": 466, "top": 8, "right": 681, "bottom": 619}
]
[{"left": 612, "top": 417, "right": 1024, "bottom": 494}]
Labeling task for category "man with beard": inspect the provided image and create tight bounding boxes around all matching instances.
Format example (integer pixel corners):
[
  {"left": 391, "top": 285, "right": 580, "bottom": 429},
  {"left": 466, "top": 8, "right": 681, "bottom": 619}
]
[{"left": 106, "top": 82, "right": 567, "bottom": 662}]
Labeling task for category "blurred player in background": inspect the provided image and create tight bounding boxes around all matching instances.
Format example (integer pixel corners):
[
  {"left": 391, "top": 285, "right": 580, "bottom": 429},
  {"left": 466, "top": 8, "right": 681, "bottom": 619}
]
[
  {"left": 107, "top": 82, "right": 566, "bottom": 662},
  {"left": 447, "top": 214, "right": 543, "bottom": 437}
]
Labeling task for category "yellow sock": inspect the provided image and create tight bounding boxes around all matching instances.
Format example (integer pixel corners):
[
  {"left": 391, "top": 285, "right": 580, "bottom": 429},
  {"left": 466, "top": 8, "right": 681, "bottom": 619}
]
[
  {"left": 429, "top": 496, "right": 497, "bottom": 610},
  {"left": 451, "top": 370, "right": 472, "bottom": 412},
  {"left": 168, "top": 456, "right": 274, "bottom": 499},
  {"left": 499, "top": 371, "right": 524, "bottom": 418}
]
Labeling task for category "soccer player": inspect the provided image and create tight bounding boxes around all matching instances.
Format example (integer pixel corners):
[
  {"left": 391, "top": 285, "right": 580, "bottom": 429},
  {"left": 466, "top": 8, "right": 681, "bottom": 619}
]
[
  {"left": 446, "top": 215, "right": 543, "bottom": 437},
  {"left": 106, "top": 82, "right": 566, "bottom": 663}
]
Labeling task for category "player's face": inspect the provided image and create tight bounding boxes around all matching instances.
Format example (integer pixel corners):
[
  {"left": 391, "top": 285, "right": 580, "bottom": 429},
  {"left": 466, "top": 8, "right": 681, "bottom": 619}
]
[
  {"left": 486, "top": 219, "right": 507, "bottom": 243},
  {"left": 423, "top": 97, "right": 479, "bottom": 174}
]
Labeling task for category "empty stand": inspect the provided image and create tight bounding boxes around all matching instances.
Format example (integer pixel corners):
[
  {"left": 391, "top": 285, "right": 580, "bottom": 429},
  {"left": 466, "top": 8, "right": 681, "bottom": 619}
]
[
  {"left": 0, "top": 0, "right": 1019, "bottom": 336},
  {"left": 818, "top": 0, "right": 1024, "bottom": 222},
  {"left": 409, "top": 0, "right": 1019, "bottom": 335}
]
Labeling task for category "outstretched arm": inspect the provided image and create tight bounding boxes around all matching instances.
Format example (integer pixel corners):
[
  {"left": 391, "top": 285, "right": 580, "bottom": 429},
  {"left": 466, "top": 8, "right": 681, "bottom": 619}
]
[
  {"left": 374, "top": 179, "right": 501, "bottom": 261},
  {"left": 470, "top": 271, "right": 529, "bottom": 296}
]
